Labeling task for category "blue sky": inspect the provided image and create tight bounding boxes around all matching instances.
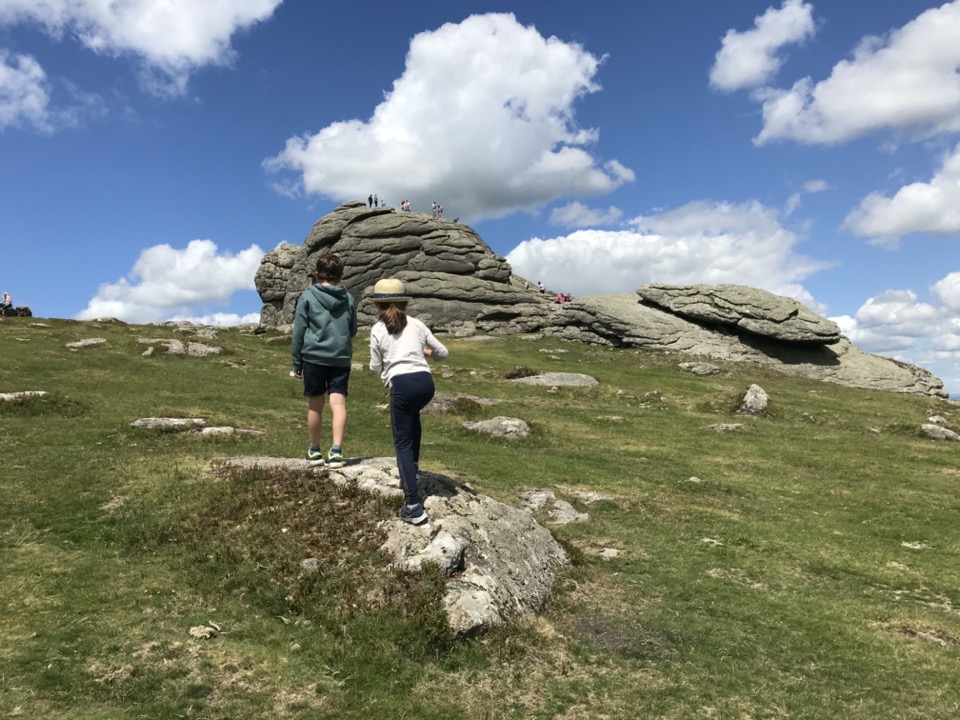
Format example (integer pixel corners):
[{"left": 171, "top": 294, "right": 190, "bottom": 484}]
[{"left": 2, "top": 1, "right": 959, "bottom": 393}]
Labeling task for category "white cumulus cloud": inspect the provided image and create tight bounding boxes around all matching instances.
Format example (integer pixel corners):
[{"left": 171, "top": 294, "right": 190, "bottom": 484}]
[
  {"left": 933, "top": 271, "right": 960, "bottom": 310},
  {"left": 844, "top": 143, "right": 960, "bottom": 245},
  {"left": 168, "top": 311, "right": 261, "bottom": 327},
  {"left": 0, "top": 0, "right": 282, "bottom": 97},
  {"left": 830, "top": 284, "right": 960, "bottom": 393},
  {"left": 710, "top": 0, "right": 815, "bottom": 91},
  {"left": 506, "top": 199, "right": 831, "bottom": 307},
  {"left": 753, "top": 0, "right": 960, "bottom": 145},
  {"left": 76, "top": 239, "right": 264, "bottom": 324},
  {"left": 549, "top": 201, "right": 623, "bottom": 228},
  {"left": 264, "top": 12, "right": 631, "bottom": 222},
  {"left": 0, "top": 50, "right": 51, "bottom": 131}
]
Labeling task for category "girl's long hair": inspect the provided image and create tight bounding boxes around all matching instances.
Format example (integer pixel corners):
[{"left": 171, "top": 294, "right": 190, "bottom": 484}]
[{"left": 377, "top": 303, "right": 407, "bottom": 335}]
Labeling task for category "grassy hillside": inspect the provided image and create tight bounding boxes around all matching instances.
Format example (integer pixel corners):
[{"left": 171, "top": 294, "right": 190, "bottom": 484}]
[{"left": 2, "top": 317, "right": 959, "bottom": 719}]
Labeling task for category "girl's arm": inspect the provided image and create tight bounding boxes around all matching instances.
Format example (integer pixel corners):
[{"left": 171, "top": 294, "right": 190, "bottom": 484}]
[
  {"left": 369, "top": 326, "right": 384, "bottom": 373},
  {"left": 423, "top": 328, "right": 448, "bottom": 361}
]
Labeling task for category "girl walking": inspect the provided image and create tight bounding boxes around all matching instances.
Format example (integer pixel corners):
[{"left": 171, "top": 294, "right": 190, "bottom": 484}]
[{"left": 369, "top": 278, "right": 448, "bottom": 525}]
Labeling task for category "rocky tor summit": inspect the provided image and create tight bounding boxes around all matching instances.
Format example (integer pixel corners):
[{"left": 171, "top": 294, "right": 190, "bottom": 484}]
[{"left": 256, "top": 201, "right": 946, "bottom": 398}]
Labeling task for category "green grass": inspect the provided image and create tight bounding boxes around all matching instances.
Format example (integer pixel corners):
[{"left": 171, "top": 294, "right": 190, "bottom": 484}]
[{"left": 2, "top": 316, "right": 959, "bottom": 718}]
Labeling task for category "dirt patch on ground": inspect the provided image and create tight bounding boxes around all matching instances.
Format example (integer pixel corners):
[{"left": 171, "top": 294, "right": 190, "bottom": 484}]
[{"left": 883, "top": 622, "right": 960, "bottom": 647}]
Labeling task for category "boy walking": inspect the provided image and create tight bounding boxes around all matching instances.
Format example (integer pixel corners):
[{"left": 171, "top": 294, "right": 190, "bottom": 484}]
[{"left": 291, "top": 254, "right": 357, "bottom": 467}]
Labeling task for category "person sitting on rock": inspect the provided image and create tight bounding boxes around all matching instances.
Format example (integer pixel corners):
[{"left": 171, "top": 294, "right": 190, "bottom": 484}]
[
  {"left": 555, "top": 293, "right": 565, "bottom": 304},
  {"left": 1, "top": 292, "right": 12, "bottom": 311},
  {"left": 563, "top": 293, "right": 572, "bottom": 302}
]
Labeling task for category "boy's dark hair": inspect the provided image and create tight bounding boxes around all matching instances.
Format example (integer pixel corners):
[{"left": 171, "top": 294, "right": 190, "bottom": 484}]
[{"left": 314, "top": 254, "right": 344, "bottom": 282}]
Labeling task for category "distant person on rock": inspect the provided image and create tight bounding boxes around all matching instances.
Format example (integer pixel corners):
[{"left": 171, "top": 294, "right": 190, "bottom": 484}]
[
  {"left": 291, "top": 254, "right": 358, "bottom": 469},
  {"left": 373, "top": 193, "right": 378, "bottom": 207},
  {"left": 537, "top": 281, "right": 545, "bottom": 294},
  {"left": 0, "top": 292, "right": 11, "bottom": 311},
  {"left": 369, "top": 278, "right": 449, "bottom": 525},
  {"left": 564, "top": 293, "right": 572, "bottom": 302},
  {"left": 368, "top": 194, "right": 373, "bottom": 208}
]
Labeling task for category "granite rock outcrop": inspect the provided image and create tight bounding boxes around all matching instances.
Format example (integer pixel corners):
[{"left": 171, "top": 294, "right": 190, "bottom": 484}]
[
  {"left": 254, "top": 202, "right": 947, "bottom": 398},
  {"left": 255, "top": 201, "right": 548, "bottom": 331}
]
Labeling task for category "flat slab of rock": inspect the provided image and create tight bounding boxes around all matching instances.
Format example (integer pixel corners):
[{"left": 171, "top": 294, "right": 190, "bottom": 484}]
[
  {"left": 921, "top": 424, "right": 960, "bottom": 441},
  {"left": 679, "top": 361, "right": 721, "bottom": 376},
  {"left": 519, "top": 489, "right": 590, "bottom": 525},
  {"left": 637, "top": 283, "right": 841, "bottom": 344},
  {"left": 706, "top": 423, "right": 744, "bottom": 432},
  {"left": 0, "top": 391, "right": 48, "bottom": 401},
  {"left": 559, "top": 487, "right": 615, "bottom": 504},
  {"left": 463, "top": 417, "right": 530, "bottom": 439},
  {"left": 131, "top": 417, "right": 206, "bottom": 430},
  {"left": 138, "top": 338, "right": 222, "bottom": 357},
  {"left": 509, "top": 372, "right": 598, "bottom": 387},
  {"left": 66, "top": 338, "right": 107, "bottom": 350},
  {"left": 199, "top": 426, "right": 265, "bottom": 437}
]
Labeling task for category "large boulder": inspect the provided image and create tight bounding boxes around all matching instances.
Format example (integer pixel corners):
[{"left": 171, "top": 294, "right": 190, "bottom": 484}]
[
  {"left": 637, "top": 283, "right": 841, "bottom": 344},
  {"left": 545, "top": 294, "right": 946, "bottom": 398},
  {"left": 255, "top": 201, "right": 547, "bottom": 331}
]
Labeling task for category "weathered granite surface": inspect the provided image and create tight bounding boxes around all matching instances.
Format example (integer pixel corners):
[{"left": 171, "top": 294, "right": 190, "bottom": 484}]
[
  {"left": 637, "top": 283, "right": 841, "bottom": 344},
  {"left": 255, "top": 201, "right": 546, "bottom": 331},
  {"left": 544, "top": 294, "right": 946, "bottom": 398}
]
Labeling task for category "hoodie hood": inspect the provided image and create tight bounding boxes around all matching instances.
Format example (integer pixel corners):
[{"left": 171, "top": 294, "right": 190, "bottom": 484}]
[{"left": 309, "top": 283, "right": 351, "bottom": 313}]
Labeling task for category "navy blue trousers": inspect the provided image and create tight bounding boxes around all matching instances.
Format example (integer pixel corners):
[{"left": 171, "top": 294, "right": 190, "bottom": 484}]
[{"left": 389, "top": 372, "right": 435, "bottom": 505}]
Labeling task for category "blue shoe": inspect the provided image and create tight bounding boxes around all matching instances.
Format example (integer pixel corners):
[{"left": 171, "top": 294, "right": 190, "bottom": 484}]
[
  {"left": 326, "top": 449, "right": 345, "bottom": 468},
  {"left": 305, "top": 449, "right": 325, "bottom": 466},
  {"left": 399, "top": 502, "right": 428, "bottom": 525}
]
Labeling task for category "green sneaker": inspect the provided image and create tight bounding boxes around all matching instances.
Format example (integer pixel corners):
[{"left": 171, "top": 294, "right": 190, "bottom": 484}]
[
  {"left": 326, "top": 449, "right": 345, "bottom": 468},
  {"left": 305, "top": 449, "right": 325, "bottom": 466}
]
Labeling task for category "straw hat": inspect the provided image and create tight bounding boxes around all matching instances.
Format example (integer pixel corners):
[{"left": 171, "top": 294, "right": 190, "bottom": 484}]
[{"left": 371, "top": 278, "right": 412, "bottom": 304}]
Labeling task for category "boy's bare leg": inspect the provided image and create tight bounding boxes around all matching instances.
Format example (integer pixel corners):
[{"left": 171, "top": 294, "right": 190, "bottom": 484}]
[
  {"left": 307, "top": 395, "right": 325, "bottom": 448},
  {"left": 329, "top": 392, "right": 347, "bottom": 447}
]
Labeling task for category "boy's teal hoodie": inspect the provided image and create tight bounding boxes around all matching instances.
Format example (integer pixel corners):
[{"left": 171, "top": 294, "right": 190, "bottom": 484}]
[{"left": 291, "top": 283, "right": 358, "bottom": 371}]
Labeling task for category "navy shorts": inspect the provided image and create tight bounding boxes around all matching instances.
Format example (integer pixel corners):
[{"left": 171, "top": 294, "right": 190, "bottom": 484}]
[{"left": 302, "top": 361, "right": 350, "bottom": 397}]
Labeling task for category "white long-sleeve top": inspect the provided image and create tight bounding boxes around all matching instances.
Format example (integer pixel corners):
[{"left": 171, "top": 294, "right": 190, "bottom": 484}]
[{"left": 369, "top": 316, "right": 449, "bottom": 386}]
